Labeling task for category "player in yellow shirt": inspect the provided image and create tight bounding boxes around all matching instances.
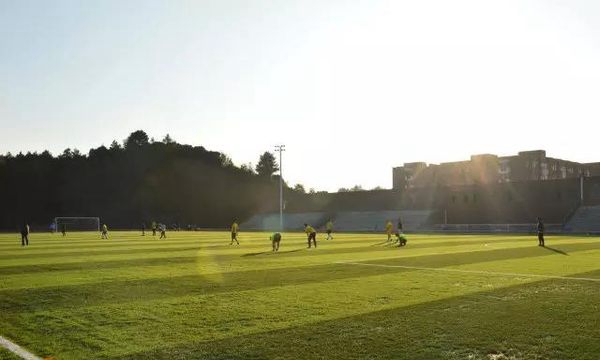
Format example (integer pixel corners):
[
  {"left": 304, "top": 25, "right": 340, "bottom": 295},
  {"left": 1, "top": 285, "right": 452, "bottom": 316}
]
[
  {"left": 304, "top": 223, "right": 317, "bottom": 248},
  {"left": 325, "top": 219, "right": 334, "bottom": 240},
  {"left": 385, "top": 220, "right": 393, "bottom": 242},
  {"left": 230, "top": 220, "right": 240, "bottom": 245}
]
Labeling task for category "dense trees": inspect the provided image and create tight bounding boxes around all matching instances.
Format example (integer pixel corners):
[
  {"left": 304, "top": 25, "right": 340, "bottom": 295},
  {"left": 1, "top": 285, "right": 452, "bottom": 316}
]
[
  {"left": 0, "top": 131, "right": 289, "bottom": 230},
  {"left": 255, "top": 152, "right": 279, "bottom": 178}
]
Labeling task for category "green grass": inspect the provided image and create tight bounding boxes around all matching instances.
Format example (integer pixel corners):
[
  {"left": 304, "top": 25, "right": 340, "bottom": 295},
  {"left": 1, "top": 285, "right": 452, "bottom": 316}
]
[{"left": 0, "top": 231, "right": 599, "bottom": 360}]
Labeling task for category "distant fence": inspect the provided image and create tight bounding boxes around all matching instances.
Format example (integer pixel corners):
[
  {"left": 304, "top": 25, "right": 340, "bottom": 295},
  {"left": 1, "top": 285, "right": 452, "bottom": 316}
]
[{"left": 429, "top": 223, "right": 563, "bottom": 234}]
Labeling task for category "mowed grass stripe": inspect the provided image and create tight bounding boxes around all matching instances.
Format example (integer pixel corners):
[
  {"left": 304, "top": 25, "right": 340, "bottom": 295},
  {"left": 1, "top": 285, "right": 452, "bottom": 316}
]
[
  {"left": 0, "top": 235, "right": 545, "bottom": 262},
  {"left": 0, "top": 235, "right": 597, "bottom": 276},
  {"left": 111, "top": 272, "right": 600, "bottom": 360},
  {"left": 1, "top": 232, "right": 599, "bottom": 360},
  {"left": 6, "top": 267, "right": 600, "bottom": 360},
  {"left": 2, "top": 240, "right": 598, "bottom": 312},
  {"left": 0, "top": 232, "right": 553, "bottom": 248},
  {"left": 1, "top": 237, "right": 597, "bottom": 286},
  {"left": 0, "top": 232, "right": 592, "bottom": 263}
]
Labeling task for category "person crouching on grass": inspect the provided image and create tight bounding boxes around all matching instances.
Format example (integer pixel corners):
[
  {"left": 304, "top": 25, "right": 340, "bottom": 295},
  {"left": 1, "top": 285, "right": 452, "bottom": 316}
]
[
  {"left": 304, "top": 224, "right": 317, "bottom": 248},
  {"left": 394, "top": 231, "right": 407, "bottom": 247},
  {"left": 270, "top": 232, "right": 281, "bottom": 252}
]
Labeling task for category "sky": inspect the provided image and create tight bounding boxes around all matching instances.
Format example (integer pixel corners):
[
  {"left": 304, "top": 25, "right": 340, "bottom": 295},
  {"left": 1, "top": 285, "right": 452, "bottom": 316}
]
[{"left": 1, "top": 0, "right": 600, "bottom": 192}]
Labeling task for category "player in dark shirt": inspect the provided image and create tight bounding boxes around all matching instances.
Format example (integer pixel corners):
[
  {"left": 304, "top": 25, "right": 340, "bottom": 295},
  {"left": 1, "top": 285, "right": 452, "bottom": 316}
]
[
  {"left": 537, "top": 217, "right": 545, "bottom": 247},
  {"left": 21, "top": 223, "right": 30, "bottom": 246}
]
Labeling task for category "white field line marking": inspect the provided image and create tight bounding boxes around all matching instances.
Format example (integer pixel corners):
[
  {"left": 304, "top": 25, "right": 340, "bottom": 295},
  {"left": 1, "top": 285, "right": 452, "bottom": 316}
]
[
  {"left": 335, "top": 261, "right": 600, "bottom": 283},
  {"left": 0, "top": 336, "right": 42, "bottom": 360}
]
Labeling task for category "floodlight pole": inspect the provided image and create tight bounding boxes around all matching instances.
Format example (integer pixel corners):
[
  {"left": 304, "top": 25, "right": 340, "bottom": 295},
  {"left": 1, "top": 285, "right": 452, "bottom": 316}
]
[{"left": 274, "top": 145, "right": 286, "bottom": 231}]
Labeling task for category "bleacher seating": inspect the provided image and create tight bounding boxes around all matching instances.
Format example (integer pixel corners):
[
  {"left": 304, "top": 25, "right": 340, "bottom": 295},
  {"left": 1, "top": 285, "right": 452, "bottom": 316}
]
[
  {"left": 242, "top": 210, "right": 432, "bottom": 232},
  {"left": 565, "top": 205, "right": 600, "bottom": 233},
  {"left": 241, "top": 212, "right": 327, "bottom": 231},
  {"left": 331, "top": 210, "right": 433, "bottom": 232}
]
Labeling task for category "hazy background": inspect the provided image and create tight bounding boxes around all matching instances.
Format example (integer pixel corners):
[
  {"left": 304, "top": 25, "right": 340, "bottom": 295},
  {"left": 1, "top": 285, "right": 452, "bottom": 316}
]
[{"left": 1, "top": 0, "right": 600, "bottom": 191}]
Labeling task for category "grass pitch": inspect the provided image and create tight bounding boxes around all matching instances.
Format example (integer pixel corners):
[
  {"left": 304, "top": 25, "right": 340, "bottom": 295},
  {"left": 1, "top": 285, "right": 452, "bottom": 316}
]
[{"left": 0, "top": 231, "right": 599, "bottom": 360}]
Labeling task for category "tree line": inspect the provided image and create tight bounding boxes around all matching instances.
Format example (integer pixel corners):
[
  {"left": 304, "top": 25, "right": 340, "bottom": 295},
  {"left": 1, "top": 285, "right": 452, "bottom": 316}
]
[{"left": 0, "top": 130, "right": 297, "bottom": 230}]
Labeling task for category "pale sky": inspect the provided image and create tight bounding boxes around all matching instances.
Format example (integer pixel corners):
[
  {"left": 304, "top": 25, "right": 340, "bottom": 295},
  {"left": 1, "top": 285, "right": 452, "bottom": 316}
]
[{"left": 1, "top": 0, "right": 600, "bottom": 191}]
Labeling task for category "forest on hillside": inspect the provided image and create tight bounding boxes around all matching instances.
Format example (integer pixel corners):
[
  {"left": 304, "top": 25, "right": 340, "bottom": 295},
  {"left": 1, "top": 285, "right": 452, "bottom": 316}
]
[{"left": 0, "top": 130, "right": 293, "bottom": 230}]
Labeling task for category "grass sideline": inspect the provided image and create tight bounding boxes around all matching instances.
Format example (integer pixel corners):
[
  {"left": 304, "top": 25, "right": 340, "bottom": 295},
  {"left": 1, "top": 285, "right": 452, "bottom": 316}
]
[{"left": 0, "top": 231, "right": 599, "bottom": 360}]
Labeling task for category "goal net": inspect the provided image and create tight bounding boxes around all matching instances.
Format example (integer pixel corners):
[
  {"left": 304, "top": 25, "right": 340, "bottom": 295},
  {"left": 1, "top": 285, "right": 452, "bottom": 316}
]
[{"left": 54, "top": 217, "right": 100, "bottom": 232}]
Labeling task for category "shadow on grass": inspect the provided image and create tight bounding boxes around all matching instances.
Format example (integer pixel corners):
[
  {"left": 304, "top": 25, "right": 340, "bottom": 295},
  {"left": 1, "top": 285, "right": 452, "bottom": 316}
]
[
  {"left": 109, "top": 268, "right": 600, "bottom": 360},
  {"left": 2, "top": 241, "right": 599, "bottom": 314},
  {"left": 242, "top": 249, "right": 304, "bottom": 257},
  {"left": 2, "top": 239, "right": 598, "bottom": 278},
  {"left": 543, "top": 246, "right": 569, "bottom": 256}
]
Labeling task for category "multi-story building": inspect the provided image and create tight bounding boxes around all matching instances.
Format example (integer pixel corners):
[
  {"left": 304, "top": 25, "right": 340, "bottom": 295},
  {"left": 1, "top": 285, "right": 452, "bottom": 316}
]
[{"left": 393, "top": 150, "right": 600, "bottom": 190}]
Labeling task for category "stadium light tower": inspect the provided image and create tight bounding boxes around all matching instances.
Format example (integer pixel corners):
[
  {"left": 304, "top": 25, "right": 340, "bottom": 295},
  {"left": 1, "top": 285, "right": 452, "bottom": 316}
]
[{"left": 274, "top": 144, "right": 286, "bottom": 231}]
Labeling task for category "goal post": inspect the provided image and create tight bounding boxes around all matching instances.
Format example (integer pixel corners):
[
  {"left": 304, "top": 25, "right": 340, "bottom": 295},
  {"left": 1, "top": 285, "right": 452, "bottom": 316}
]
[{"left": 54, "top": 217, "right": 100, "bottom": 232}]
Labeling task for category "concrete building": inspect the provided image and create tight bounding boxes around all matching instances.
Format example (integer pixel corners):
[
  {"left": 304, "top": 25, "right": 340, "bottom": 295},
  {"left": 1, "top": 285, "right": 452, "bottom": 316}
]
[{"left": 393, "top": 150, "right": 600, "bottom": 190}]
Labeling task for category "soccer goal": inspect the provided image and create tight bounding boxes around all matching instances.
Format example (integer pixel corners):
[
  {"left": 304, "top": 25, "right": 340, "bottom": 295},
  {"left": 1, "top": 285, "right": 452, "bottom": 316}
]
[{"left": 54, "top": 217, "right": 100, "bottom": 232}]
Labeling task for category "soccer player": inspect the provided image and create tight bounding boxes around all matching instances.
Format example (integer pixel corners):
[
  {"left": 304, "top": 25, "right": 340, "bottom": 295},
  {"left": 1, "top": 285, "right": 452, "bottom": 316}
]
[
  {"left": 394, "top": 231, "right": 407, "bottom": 247},
  {"left": 141, "top": 222, "right": 146, "bottom": 236},
  {"left": 397, "top": 217, "right": 403, "bottom": 233},
  {"left": 61, "top": 223, "right": 67, "bottom": 237},
  {"left": 304, "top": 223, "right": 317, "bottom": 248},
  {"left": 230, "top": 219, "right": 240, "bottom": 245},
  {"left": 537, "top": 217, "right": 545, "bottom": 247},
  {"left": 20, "top": 223, "right": 30, "bottom": 246},
  {"left": 326, "top": 219, "right": 334, "bottom": 240},
  {"left": 152, "top": 221, "right": 157, "bottom": 236},
  {"left": 101, "top": 224, "right": 109, "bottom": 239},
  {"left": 385, "top": 220, "right": 393, "bottom": 242},
  {"left": 270, "top": 232, "right": 282, "bottom": 251},
  {"left": 159, "top": 223, "right": 167, "bottom": 239}
]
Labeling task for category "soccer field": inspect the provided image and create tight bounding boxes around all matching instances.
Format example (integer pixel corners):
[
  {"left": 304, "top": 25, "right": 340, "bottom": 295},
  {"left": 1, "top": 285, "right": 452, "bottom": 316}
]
[{"left": 0, "top": 231, "right": 599, "bottom": 360}]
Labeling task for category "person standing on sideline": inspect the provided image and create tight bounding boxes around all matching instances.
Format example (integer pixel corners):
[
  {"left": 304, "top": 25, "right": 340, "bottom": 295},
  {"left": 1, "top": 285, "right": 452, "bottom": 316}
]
[
  {"left": 101, "top": 224, "right": 109, "bottom": 239},
  {"left": 304, "top": 224, "right": 317, "bottom": 248},
  {"left": 270, "top": 232, "right": 282, "bottom": 251},
  {"left": 385, "top": 220, "right": 393, "bottom": 242},
  {"left": 326, "top": 219, "right": 334, "bottom": 240},
  {"left": 537, "top": 217, "right": 545, "bottom": 247},
  {"left": 230, "top": 220, "right": 240, "bottom": 245},
  {"left": 21, "top": 223, "right": 30, "bottom": 246}
]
